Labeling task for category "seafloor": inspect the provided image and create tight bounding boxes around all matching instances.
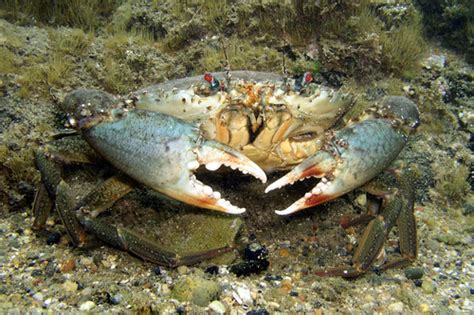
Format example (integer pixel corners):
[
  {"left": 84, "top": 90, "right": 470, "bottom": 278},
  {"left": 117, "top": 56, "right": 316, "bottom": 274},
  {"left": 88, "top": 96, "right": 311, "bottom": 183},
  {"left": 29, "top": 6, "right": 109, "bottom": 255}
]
[{"left": 0, "top": 1, "right": 473, "bottom": 314}]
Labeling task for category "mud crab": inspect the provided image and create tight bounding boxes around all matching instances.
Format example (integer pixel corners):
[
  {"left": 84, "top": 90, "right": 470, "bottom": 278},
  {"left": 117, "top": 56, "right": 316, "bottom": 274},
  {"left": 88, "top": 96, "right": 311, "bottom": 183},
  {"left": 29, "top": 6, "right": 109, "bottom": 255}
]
[{"left": 33, "top": 71, "right": 419, "bottom": 277}]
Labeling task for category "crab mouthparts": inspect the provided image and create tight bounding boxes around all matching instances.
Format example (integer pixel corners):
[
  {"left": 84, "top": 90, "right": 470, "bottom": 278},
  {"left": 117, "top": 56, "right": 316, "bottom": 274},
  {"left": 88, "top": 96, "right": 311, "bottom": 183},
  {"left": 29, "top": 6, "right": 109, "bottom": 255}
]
[{"left": 172, "top": 140, "right": 267, "bottom": 214}]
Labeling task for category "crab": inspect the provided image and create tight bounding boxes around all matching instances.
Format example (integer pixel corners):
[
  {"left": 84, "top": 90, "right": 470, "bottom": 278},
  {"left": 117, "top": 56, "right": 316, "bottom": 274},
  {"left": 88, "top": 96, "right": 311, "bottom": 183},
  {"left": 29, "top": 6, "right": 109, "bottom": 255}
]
[{"left": 33, "top": 71, "right": 419, "bottom": 276}]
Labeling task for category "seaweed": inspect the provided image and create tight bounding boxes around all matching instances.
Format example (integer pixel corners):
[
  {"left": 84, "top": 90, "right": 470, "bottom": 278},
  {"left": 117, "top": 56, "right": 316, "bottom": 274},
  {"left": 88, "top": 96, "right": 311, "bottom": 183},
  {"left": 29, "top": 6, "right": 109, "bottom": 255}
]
[{"left": 0, "top": 0, "right": 122, "bottom": 31}]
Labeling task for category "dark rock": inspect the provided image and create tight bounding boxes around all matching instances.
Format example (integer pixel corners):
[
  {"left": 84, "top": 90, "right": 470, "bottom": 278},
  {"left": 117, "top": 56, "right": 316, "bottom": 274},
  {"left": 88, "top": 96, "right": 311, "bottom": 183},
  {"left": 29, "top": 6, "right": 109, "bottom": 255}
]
[
  {"left": 244, "top": 242, "right": 268, "bottom": 261},
  {"left": 230, "top": 260, "right": 269, "bottom": 277},
  {"left": 31, "top": 269, "right": 42, "bottom": 277},
  {"left": 414, "top": 279, "right": 423, "bottom": 287},
  {"left": 405, "top": 267, "right": 424, "bottom": 280},
  {"left": 176, "top": 306, "right": 185, "bottom": 314},
  {"left": 110, "top": 293, "right": 122, "bottom": 305},
  {"left": 153, "top": 266, "right": 162, "bottom": 276},
  {"left": 264, "top": 275, "right": 283, "bottom": 281},
  {"left": 46, "top": 232, "right": 61, "bottom": 245},
  {"left": 205, "top": 265, "right": 219, "bottom": 275},
  {"left": 44, "top": 261, "right": 56, "bottom": 277},
  {"left": 246, "top": 309, "right": 270, "bottom": 315}
]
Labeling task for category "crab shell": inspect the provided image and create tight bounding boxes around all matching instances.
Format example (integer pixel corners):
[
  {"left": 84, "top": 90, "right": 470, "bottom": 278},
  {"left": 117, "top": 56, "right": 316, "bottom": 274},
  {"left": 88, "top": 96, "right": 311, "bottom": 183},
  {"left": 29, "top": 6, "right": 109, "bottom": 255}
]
[{"left": 66, "top": 71, "right": 418, "bottom": 215}]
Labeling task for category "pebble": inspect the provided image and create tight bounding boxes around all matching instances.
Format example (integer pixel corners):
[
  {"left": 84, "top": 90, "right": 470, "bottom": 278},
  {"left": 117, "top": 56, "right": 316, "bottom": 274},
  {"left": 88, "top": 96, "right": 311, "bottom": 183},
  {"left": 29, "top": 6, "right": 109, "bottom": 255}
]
[
  {"left": 171, "top": 276, "right": 221, "bottom": 307},
  {"left": 62, "top": 280, "right": 78, "bottom": 292},
  {"left": 205, "top": 265, "right": 219, "bottom": 275},
  {"left": 421, "top": 278, "right": 437, "bottom": 294},
  {"left": 110, "top": 293, "right": 122, "bottom": 305},
  {"left": 177, "top": 266, "right": 189, "bottom": 275},
  {"left": 405, "top": 266, "right": 424, "bottom": 280},
  {"left": 356, "top": 194, "right": 366, "bottom": 207},
  {"left": 419, "top": 303, "right": 431, "bottom": 312},
  {"left": 79, "top": 301, "right": 96, "bottom": 311},
  {"left": 247, "top": 308, "right": 270, "bottom": 315},
  {"left": 32, "top": 292, "right": 43, "bottom": 302},
  {"left": 81, "top": 287, "right": 93, "bottom": 297},
  {"left": 43, "top": 298, "right": 52, "bottom": 308},
  {"left": 388, "top": 301, "right": 404, "bottom": 313},
  {"left": 46, "top": 232, "right": 61, "bottom": 245},
  {"left": 60, "top": 258, "right": 75, "bottom": 273},
  {"left": 234, "top": 284, "right": 253, "bottom": 305},
  {"left": 208, "top": 300, "right": 226, "bottom": 314}
]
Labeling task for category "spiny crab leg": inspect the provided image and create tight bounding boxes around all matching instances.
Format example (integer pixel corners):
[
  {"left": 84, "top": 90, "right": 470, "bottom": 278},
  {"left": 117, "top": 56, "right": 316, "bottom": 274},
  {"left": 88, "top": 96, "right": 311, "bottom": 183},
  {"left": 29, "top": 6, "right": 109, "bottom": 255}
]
[{"left": 80, "top": 109, "right": 266, "bottom": 214}]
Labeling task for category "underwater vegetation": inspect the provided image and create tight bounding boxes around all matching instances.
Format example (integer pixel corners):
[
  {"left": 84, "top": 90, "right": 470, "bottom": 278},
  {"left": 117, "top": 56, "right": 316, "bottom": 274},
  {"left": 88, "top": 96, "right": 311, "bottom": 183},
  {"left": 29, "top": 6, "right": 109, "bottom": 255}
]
[{"left": 415, "top": 0, "right": 474, "bottom": 64}]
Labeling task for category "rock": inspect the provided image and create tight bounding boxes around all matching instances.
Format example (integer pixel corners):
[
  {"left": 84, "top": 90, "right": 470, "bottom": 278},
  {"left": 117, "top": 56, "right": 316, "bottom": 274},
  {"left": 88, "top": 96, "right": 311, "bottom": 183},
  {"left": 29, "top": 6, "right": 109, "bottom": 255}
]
[
  {"left": 405, "top": 267, "right": 424, "bottom": 280},
  {"left": 110, "top": 293, "right": 122, "bottom": 305},
  {"left": 177, "top": 266, "right": 189, "bottom": 275},
  {"left": 356, "top": 194, "right": 366, "bottom": 207},
  {"left": 62, "top": 280, "right": 78, "bottom": 292},
  {"left": 208, "top": 300, "right": 226, "bottom": 314},
  {"left": 425, "top": 54, "right": 447, "bottom": 68},
  {"left": 419, "top": 303, "right": 431, "bottom": 312},
  {"left": 171, "top": 276, "right": 221, "bottom": 307},
  {"left": 388, "top": 301, "right": 404, "bottom": 313},
  {"left": 462, "top": 198, "right": 474, "bottom": 215},
  {"left": 421, "top": 278, "right": 437, "bottom": 294},
  {"left": 32, "top": 292, "right": 43, "bottom": 302},
  {"left": 79, "top": 301, "right": 96, "bottom": 311},
  {"left": 233, "top": 283, "right": 253, "bottom": 305}
]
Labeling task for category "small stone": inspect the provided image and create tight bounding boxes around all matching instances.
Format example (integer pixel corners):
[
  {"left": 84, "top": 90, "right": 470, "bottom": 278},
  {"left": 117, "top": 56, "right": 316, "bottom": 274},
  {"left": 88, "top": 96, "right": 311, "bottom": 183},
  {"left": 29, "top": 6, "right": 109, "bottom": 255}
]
[
  {"left": 177, "top": 266, "right": 189, "bottom": 275},
  {"left": 405, "top": 267, "right": 424, "bottom": 280},
  {"left": 43, "top": 298, "right": 52, "bottom": 308},
  {"left": 62, "top": 280, "right": 78, "bottom": 292},
  {"left": 171, "top": 276, "right": 221, "bottom": 307},
  {"left": 60, "top": 258, "right": 75, "bottom": 273},
  {"left": 81, "top": 287, "right": 93, "bottom": 297},
  {"left": 419, "top": 303, "right": 430, "bottom": 312},
  {"left": 31, "top": 269, "right": 42, "bottom": 277},
  {"left": 79, "top": 301, "right": 96, "bottom": 311},
  {"left": 46, "top": 232, "right": 61, "bottom": 245},
  {"left": 247, "top": 309, "right": 270, "bottom": 315},
  {"left": 153, "top": 266, "right": 162, "bottom": 275},
  {"left": 421, "top": 278, "right": 437, "bottom": 294},
  {"left": 388, "top": 301, "right": 404, "bottom": 313},
  {"left": 208, "top": 300, "right": 226, "bottom": 314},
  {"left": 205, "top": 265, "right": 219, "bottom": 275},
  {"left": 32, "top": 292, "right": 43, "bottom": 302},
  {"left": 356, "top": 194, "right": 366, "bottom": 207},
  {"left": 110, "top": 293, "right": 122, "bottom": 305},
  {"left": 234, "top": 284, "right": 253, "bottom": 305}
]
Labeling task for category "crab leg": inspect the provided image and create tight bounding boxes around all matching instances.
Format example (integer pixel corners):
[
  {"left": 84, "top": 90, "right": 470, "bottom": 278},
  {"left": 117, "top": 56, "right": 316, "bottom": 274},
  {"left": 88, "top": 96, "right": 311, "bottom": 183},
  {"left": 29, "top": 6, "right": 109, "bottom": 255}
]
[
  {"left": 80, "top": 110, "right": 266, "bottom": 214},
  {"left": 266, "top": 118, "right": 409, "bottom": 214},
  {"left": 78, "top": 215, "right": 232, "bottom": 267},
  {"left": 315, "top": 171, "right": 417, "bottom": 277}
]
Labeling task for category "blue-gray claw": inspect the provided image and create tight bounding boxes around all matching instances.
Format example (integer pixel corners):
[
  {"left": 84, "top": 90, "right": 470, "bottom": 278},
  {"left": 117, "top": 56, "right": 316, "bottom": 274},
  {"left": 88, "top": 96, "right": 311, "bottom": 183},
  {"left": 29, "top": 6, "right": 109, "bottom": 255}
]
[
  {"left": 266, "top": 96, "right": 419, "bottom": 215},
  {"left": 79, "top": 109, "right": 266, "bottom": 214}
]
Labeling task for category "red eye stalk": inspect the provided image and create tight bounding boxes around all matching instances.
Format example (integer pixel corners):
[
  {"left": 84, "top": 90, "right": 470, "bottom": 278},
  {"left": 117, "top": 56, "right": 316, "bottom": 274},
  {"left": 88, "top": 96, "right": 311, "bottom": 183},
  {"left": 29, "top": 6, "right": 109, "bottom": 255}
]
[
  {"left": 204, "top": 72, "right": 214, "bottom": 83},
  {"left": 304, "top": 72, "right": 313, "bottom": 84}
]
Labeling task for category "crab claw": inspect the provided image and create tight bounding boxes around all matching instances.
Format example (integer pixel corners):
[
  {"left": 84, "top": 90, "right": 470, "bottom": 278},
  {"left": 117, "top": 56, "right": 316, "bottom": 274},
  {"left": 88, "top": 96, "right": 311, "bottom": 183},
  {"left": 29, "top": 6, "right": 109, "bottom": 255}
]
[
  {"left": 267, "top": 117, "right": 412, "bottom": 215},
  {"left": 80, "top": 109, "right": 266, "bottom": 214}
]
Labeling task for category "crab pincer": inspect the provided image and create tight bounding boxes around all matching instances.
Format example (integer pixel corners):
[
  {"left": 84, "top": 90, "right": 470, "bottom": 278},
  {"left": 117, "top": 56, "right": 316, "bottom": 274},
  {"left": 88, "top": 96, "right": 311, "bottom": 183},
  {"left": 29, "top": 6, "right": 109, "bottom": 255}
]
[
  {"left": 78, "top": 109, "right": 267, "bottom": 214},
  {"left": 266, "top": 96, "right": 420, "bottom": 215}
]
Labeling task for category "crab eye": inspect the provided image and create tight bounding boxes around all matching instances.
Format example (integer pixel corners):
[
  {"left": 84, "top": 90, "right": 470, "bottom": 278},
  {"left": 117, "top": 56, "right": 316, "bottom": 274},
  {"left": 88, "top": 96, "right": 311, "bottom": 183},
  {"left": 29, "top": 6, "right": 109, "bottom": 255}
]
[
  {"left": 204, "top": 72, "right": 213, "bottom": 83},
  {"left": 304, "top": 72, "right": 313, "bottom": 84}
]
